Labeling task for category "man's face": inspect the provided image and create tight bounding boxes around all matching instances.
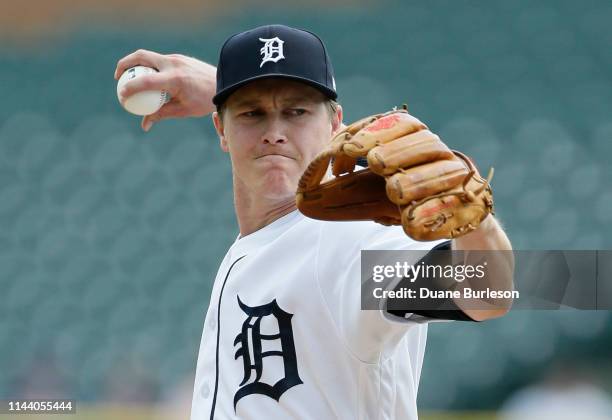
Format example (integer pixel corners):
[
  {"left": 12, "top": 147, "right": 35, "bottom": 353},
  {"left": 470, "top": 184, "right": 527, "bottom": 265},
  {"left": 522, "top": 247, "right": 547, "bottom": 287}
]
[{"left": 213, "top": 79, "right": 342, "bottom": 200}]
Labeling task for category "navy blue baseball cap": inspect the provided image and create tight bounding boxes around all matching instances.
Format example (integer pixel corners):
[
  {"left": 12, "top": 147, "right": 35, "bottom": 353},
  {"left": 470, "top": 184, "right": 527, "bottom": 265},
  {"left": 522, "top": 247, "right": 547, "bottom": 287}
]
[{"left": 213, "top": 24, "right": 337, "bottom": 107}]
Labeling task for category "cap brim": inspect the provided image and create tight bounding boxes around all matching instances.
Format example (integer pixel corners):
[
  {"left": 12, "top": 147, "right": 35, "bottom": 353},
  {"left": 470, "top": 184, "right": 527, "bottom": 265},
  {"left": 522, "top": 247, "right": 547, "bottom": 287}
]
[{"left": 212, "top": 73, "right": 337, "bottom": 106}]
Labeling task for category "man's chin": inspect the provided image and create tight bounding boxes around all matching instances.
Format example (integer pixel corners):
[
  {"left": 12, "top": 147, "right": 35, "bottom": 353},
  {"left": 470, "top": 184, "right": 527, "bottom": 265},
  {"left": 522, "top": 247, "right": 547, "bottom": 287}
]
[{"left": 257, "top": 171, "right": 299, "bottom": 200}]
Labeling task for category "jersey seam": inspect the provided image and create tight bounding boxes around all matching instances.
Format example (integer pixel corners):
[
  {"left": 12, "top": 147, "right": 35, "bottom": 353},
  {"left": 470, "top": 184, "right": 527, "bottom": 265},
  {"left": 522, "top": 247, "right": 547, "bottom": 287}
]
[
  {"left": 209, "top": 254, "right": 246, "bottom": 420},
  {"left": 314, "top": 223, "right": 379, "bottom": 366}
]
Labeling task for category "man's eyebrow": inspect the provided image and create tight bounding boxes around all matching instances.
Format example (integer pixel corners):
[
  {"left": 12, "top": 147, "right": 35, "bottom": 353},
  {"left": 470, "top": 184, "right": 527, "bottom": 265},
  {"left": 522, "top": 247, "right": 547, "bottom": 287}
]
[
  {"left": 282, "top": 96, "right": 318, "bottom": 105},
  {"left": 232, "top": 99, "right": 261, "bottom": 108}
]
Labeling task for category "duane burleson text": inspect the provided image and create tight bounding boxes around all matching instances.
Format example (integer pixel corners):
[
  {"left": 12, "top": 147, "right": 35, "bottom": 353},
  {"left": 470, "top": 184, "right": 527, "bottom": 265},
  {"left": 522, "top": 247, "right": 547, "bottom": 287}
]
[{"left": 373, "top": 287, "right": 519, "bottom": 300}]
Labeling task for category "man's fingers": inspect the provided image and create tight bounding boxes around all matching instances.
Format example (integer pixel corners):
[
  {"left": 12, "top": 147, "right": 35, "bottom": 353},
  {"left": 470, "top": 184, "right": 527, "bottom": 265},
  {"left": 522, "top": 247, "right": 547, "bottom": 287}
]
[
  {"left": 141, "top": 101, "right": 186, "bottom": 132},
  {"left": 141, "top": 116, "right": 153, "bottom": 132},
  {"left": 118, "top": 71, "right": 177, "bottom": 100},
  {"left": 114, "top": 49, "right": 165, "bottom": 80}
]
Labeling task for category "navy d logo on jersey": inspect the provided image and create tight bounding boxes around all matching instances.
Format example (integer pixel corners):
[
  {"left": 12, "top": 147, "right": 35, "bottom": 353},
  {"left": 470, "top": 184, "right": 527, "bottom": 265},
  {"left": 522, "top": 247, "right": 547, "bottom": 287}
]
[
  {"left": 259, "top": 37, "right": 285, "bottom": 67},
  {"left": 233, "top": 296, "right": 303, "bottom": 410}
]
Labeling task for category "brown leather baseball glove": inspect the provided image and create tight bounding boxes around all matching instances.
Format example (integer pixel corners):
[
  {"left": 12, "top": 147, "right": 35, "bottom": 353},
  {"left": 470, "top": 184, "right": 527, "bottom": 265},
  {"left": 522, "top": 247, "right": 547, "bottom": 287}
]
[{"left": 296, "top": 107, "right": 494, "bottom": 241}]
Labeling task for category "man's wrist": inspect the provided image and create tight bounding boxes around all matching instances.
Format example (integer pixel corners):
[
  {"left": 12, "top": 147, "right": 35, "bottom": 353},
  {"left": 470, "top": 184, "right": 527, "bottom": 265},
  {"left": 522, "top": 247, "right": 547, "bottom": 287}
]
[{"left": 475, "top": 214, "right": 496, "bottom": 233}]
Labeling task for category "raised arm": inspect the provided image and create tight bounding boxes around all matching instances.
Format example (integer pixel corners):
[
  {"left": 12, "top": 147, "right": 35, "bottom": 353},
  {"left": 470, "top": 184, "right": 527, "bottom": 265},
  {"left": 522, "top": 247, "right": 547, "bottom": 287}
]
[{"left": 451, "top": 215, "right": 514, "bottom": 321}]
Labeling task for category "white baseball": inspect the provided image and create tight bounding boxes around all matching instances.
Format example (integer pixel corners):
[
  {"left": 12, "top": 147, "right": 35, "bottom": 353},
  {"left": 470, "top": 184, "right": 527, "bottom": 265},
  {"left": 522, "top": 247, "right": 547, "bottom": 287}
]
[{"left": 117, "top": 66, "right": 169, "bottom": 116}]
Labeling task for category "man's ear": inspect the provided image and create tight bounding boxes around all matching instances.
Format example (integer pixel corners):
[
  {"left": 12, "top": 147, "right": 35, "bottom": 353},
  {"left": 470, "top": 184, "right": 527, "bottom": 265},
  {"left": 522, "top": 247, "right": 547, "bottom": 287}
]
[
  {"left": 332, "top": 104, "right": 344, "bottom": 135},
  {"left": 212, "top": 112, "right": 229, "bottom": 152}
]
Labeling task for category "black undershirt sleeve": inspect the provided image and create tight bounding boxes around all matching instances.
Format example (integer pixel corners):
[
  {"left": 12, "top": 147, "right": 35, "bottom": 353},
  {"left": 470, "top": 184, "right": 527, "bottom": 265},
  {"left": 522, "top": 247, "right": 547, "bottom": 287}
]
[{"left": 386, "top": 241, "right": 478, "bottom": 322}]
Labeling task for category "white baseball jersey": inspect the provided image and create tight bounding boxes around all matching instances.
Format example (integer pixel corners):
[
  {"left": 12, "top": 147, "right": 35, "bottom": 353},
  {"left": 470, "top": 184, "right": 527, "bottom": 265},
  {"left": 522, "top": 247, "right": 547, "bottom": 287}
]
[{"left": 191, "top": 210, "right": 443, "bottom": 420}]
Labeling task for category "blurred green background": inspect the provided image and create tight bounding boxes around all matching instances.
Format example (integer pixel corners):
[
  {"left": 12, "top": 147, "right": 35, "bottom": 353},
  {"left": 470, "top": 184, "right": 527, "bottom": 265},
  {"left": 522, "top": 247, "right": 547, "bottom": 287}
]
[{"left": 1, "top": 0, "right": 611, "bottom": 418}]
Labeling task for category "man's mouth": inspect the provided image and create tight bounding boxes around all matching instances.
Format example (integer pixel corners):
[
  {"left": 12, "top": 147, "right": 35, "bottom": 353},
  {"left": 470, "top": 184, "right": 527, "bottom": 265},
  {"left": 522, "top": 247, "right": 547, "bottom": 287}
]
[{"left": 256, "top": 153, "right": 294, "bottom": 160}]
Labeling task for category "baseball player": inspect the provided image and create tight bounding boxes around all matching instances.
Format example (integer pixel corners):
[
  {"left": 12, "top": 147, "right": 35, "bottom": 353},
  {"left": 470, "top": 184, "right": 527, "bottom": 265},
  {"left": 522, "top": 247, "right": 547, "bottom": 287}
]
[{"left": 115, "top": 24, "right": 513, "bottom": 419}]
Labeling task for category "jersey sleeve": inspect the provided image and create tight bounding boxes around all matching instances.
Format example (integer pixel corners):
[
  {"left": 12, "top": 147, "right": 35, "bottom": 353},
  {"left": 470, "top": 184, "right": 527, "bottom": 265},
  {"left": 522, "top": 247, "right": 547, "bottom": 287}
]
[
  {"left": 383, "top": 240, "right": 476, "bottom": 323},
  {"left": 357, "top": 225, "right": 472, "bottom": 323},
  {"left": 315, "top": 222, "right": 463, "bottom": 362}
]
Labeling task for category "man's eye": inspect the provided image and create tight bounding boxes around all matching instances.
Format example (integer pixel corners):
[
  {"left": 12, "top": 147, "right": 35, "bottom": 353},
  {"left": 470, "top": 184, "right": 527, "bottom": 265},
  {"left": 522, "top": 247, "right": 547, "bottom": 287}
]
[
  {"left": 241, "top": 110, "right": 262, "bottom": 117},
  {"left": 288, "top": 108, "right": 306, "bottom": 116}
]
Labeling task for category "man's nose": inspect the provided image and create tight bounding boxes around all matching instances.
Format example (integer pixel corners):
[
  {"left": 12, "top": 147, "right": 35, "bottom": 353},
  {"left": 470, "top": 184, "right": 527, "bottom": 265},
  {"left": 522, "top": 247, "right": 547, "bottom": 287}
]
[{"left": 261, "top": 117, "right": 288, "bottom": 145}]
